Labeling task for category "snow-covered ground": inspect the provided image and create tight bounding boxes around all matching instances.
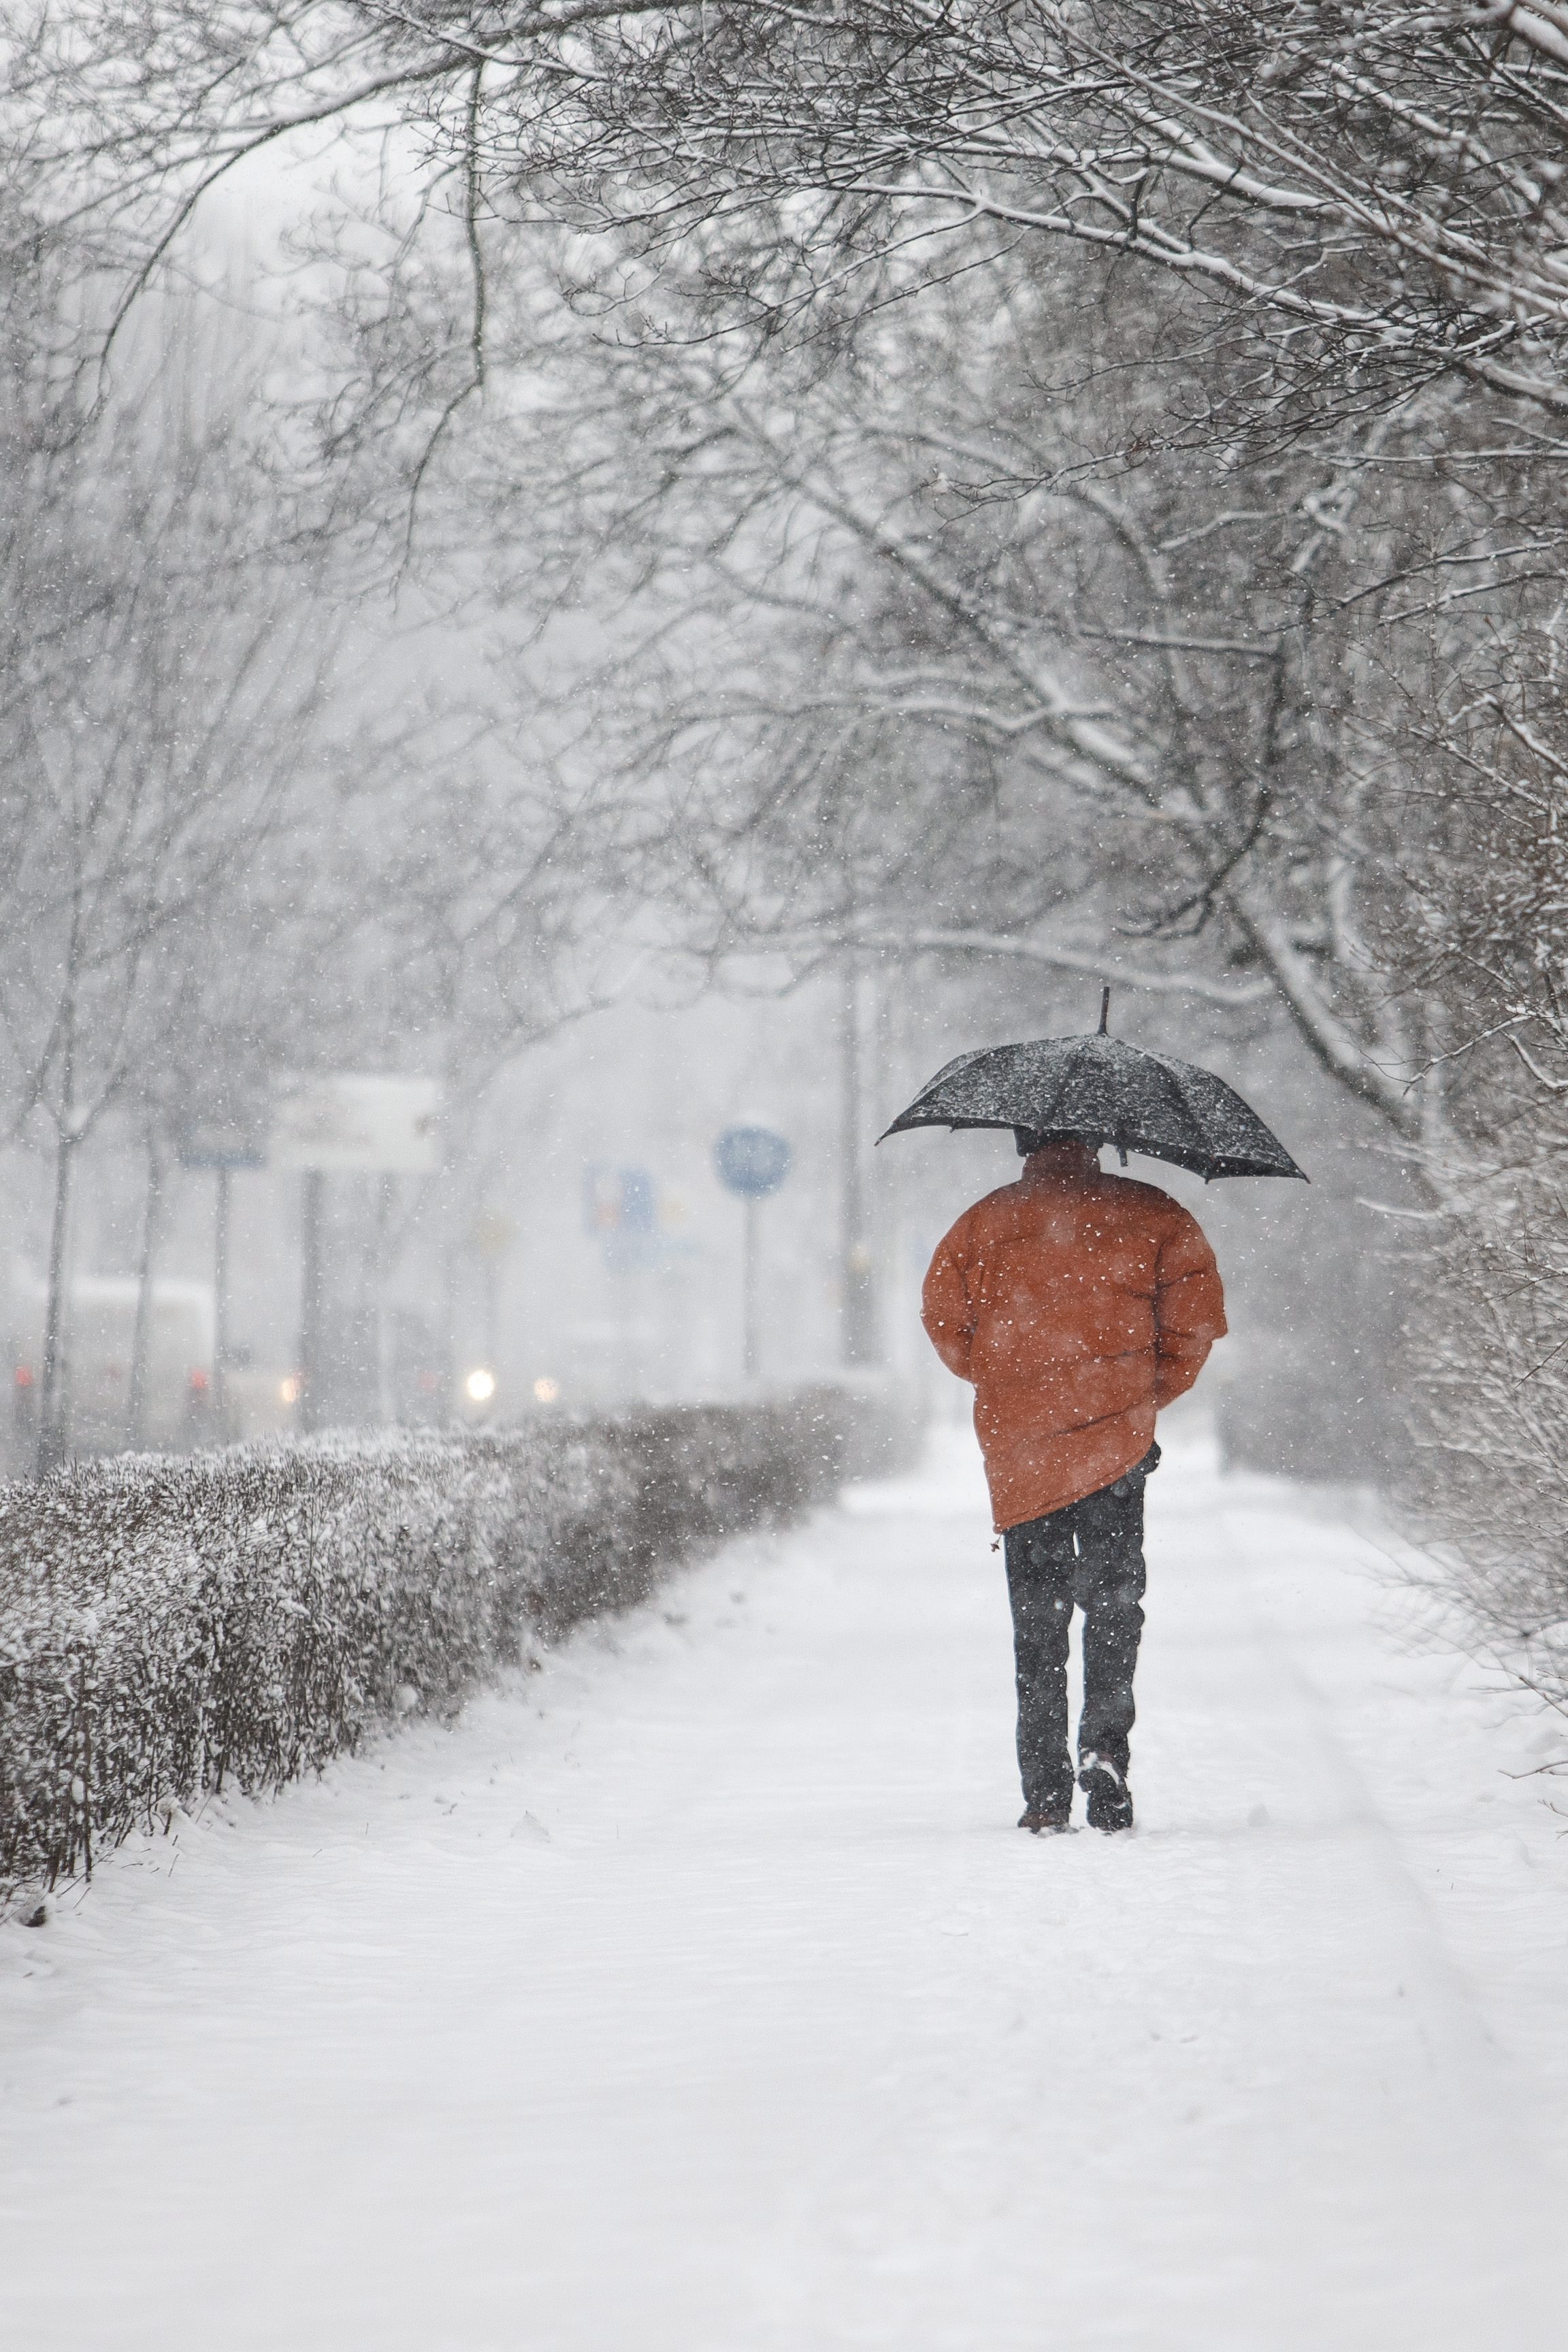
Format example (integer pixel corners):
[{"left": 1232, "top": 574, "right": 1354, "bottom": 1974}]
[{"left": 3, "top": 1420, "right": 1566, "bottom": 2351}]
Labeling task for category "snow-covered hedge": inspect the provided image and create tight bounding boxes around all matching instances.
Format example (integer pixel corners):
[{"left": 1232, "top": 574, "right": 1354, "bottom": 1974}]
[{"left": 0, "top": 1390, "right": 896, "bottom": 1897}]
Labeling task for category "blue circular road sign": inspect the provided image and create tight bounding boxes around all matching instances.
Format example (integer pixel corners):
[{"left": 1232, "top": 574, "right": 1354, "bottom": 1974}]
[{"left": 715, "top": 1125, "right": 791, "bottom": 1199}]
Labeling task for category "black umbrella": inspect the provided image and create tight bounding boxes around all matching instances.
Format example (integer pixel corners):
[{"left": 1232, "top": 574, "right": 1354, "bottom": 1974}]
[{"left": 879, "top": 991, "right": 1305, "bottom": 1182}]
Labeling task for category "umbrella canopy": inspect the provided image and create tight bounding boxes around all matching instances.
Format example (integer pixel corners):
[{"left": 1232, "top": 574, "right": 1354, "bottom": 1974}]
[{"left": 880, "top": 1021, "right": 1305, "bottom": 1183}]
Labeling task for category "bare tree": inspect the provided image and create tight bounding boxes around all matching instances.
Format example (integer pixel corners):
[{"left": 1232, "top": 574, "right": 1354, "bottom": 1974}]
[
  {"left": 336, "top": 217, "right": 1534, "bottom": 1149},
  {"left": 0, "top": 321, "right": 346, "bottom": 1469},
  {"left": 24, "top": 0, "right": 1555, "bottom": 1109},
  {"left": 24, "top": 3, "right": 1568, "bottom": 427}
]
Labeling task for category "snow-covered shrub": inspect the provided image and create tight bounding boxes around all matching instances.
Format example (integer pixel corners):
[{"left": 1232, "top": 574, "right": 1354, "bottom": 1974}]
[
  {"left": 0, "top": 1391, "right": 873, "bottom": 1896},
  {"left": 1405, "top": 1175, "right": 1568, "bottom": 1718}
]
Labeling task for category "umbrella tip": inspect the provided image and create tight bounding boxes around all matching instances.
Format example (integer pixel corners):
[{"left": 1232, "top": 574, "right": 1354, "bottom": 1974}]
[{"left": 1098, "top": 985, "right": 1111, "bottom": 1035}]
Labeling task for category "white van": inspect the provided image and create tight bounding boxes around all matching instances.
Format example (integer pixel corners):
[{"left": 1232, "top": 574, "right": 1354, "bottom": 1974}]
[{"left": 7, "top": 1268, "right": 216, "bottom": 1460}]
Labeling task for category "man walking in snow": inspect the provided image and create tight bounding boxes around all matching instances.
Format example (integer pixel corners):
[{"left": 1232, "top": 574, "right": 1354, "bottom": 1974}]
[{"left": 921, "top": 1133, "right": 1226, "bottom": 1834}]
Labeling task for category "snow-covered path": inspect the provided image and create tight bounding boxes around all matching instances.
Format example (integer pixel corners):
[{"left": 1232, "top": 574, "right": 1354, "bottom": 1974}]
[{"left": 3, "top": 1426, "right": 1567, "bottom": 2351}]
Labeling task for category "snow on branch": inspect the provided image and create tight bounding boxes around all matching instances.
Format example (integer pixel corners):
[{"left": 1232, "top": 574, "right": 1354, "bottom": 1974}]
[{"left": 838, "top": 927, "right": 1273, "bottom": 1008}]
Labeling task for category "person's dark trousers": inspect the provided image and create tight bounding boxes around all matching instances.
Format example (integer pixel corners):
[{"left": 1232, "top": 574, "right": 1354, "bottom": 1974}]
[{"left": 1002, "top": 1447, "right": 1159, "bottom": 1816}]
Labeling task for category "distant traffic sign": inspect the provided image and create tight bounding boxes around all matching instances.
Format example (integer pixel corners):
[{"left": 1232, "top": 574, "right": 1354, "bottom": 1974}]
[
  {"left": 714, "top": 1125, "right": 791, "bottom": 1200},
  {"left": 179, "top": 1092, "right": 269, "bottom": 1171},
  {"left": 584, "top": 1164, "right": 657, "bottom": 1237},
  {"left": 179, "top": 1121, "right": 267, "bottom": 1172},
  {"left": 272, "top": 1074, "right": 442, "bottom": 1173}
]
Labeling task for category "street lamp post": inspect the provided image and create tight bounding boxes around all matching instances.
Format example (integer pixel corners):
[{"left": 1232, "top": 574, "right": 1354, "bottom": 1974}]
[
  {"left": 299, "top": 1169, "right": 324, "bottom": 1434},
  {"left": 840, "top": 956, "right": 881, "bottom": 1367},
  {"left": 213, "top": 1165, "right": 231, "bottom": 1431}
]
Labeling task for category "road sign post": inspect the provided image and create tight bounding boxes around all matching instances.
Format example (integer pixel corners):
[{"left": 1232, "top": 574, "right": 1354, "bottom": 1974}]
[
  {"left": 180, "top": 1102, "right": 268, "bottom": 1441},
  {"left": 272, "top": 1075, "right": 444, "bottom": 1430},
  {"left": 713, "top": 1126, "right": 791, "bottom": 1380},
  {"left": 741, "top": 1196, "right": 758, "bottom": 1378}
]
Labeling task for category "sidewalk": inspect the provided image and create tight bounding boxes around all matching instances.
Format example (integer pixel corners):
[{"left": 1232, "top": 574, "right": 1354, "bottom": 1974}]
[{"left": 1, "top": 1423, "right": 1565, "bottom": 2349}]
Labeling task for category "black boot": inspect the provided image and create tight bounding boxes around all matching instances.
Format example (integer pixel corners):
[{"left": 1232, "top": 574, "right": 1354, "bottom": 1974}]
[{"left": 1080, "top": 1753, "right": 1134, "bottom": 1834}]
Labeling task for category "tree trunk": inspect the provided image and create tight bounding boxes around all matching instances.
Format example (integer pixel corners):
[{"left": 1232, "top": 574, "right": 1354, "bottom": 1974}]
[
  {"left": 38, "top": 1124, "right": 76, "bottom": 1477},
  {"left": 127, "top": 1136, "right": 165, "bottom": 1450}
]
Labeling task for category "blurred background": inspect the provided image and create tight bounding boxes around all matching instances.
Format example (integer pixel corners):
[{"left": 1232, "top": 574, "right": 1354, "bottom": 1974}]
[
  {"left": 1, "top": 18, "right": 1467, "bottom": 1491},
  {"left": 0, "top": 954, "right": 1407, "bottom": 1481}
]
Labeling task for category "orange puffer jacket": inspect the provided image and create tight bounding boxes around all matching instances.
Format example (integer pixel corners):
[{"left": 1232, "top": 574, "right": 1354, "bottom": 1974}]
[{"left": 921, "top": 1163, "right": 1227, "bottom": 1530}]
